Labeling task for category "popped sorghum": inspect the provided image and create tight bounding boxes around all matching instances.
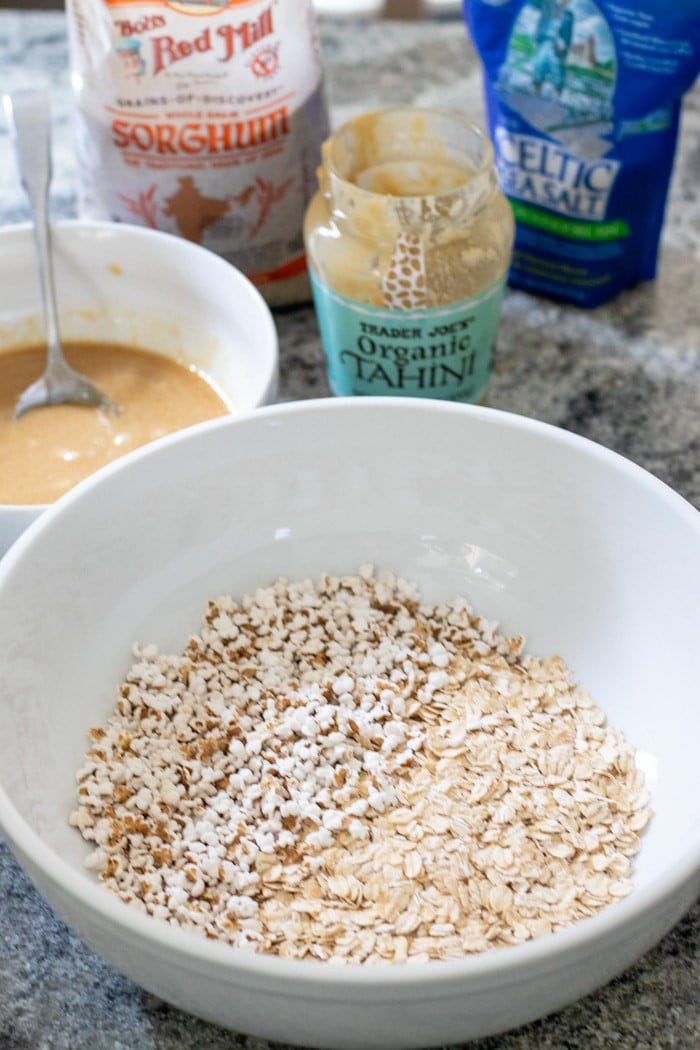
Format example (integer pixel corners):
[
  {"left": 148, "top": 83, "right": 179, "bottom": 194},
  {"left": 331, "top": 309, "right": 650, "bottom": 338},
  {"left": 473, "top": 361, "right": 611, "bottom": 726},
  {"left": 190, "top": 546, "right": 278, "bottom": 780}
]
[{"left": 70, "top": 568, "right": 651, "bottom": 963}]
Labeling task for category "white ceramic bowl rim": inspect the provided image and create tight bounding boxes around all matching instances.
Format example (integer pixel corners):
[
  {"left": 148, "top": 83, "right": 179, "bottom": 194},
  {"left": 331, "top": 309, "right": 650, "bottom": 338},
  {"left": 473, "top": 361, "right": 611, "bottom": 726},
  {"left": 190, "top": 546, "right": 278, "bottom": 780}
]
[
  {"left": 0, "top": 218, "right": 278, "bottom": 514},
  {"left": 1, "top": 397, "right": 699, "bottom": 991}
]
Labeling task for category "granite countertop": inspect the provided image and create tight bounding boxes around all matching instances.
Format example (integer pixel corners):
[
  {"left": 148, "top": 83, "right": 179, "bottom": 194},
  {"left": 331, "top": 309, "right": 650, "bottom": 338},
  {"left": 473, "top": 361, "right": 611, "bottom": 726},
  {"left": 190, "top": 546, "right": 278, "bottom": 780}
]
[{"left": 0, "top": 9, "right": 698, "bottom": 1050}]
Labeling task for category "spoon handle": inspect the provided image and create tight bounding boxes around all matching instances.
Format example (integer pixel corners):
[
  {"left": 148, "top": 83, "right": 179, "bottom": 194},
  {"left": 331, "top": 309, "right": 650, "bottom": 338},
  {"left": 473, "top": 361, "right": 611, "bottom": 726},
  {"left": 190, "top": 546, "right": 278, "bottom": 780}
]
[{"left": 3, "top": 89, "right": 62, "bottom": 367}]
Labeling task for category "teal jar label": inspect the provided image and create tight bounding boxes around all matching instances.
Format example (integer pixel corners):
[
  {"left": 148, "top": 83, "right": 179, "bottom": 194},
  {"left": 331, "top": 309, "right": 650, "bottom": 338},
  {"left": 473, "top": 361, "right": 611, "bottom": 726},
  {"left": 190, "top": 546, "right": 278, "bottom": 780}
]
[{"left": 309, "top": 272, "right": 506, "bottom": 401}]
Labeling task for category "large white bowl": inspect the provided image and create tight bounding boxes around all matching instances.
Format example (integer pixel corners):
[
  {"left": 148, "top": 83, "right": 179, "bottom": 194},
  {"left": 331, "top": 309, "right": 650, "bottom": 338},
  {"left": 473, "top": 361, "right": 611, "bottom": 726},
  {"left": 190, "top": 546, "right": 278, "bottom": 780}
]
[
  {"left": 0, "top": 398, "right": 698, "bottom": 1049},
  {"left": 0, "top": 220, "right": 278, "bottom": 556}
]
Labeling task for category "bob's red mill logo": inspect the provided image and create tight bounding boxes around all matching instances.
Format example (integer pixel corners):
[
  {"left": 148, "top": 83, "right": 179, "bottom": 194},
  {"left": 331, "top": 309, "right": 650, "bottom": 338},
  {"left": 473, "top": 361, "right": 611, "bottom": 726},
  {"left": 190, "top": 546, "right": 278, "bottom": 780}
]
[{"left": 116, "top": 4, "right": 275, "bottom": 75}]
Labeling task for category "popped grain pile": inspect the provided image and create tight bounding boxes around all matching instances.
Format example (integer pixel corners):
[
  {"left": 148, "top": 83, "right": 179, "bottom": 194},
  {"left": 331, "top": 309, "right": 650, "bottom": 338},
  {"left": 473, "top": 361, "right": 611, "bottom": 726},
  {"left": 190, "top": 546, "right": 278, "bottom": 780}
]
[{"left": 70, "top": 568, "right": 651, "bottom": 963}]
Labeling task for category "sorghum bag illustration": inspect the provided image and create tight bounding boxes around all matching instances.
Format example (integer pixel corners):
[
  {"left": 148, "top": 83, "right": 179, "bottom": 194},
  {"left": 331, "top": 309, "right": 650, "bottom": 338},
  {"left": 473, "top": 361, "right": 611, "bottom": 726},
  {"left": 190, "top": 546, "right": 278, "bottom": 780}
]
[
  {"left": 66, "top": 0, "right": 330, "bottom": 305},
  {"left": 463, "top": 0, "right": 700, "bottom": 306}
]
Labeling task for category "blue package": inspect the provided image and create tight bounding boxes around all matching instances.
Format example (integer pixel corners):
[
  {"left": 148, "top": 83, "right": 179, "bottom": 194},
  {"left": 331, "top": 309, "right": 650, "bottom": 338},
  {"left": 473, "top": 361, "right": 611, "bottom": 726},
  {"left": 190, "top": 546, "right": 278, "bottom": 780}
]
[{"left": 463, "top": 0, "right": 700, "bottom": 306}]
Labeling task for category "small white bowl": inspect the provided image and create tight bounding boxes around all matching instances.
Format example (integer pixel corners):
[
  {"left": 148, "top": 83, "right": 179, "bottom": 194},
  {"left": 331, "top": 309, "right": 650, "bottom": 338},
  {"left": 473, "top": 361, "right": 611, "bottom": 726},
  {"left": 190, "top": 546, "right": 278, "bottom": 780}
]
[
  {"left": 0, "top": 398, "right": 699, "bottom": 1048},
  {"left": 0, "top": 220, "right": 278, "bottom": 556}
]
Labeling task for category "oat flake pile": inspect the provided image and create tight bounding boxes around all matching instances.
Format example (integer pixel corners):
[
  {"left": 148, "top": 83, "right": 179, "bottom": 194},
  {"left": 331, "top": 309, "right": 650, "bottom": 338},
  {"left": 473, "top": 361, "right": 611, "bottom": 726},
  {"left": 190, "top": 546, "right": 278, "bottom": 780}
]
[{"left": 71, "top": 569, "right": 651, "bottom": 963}]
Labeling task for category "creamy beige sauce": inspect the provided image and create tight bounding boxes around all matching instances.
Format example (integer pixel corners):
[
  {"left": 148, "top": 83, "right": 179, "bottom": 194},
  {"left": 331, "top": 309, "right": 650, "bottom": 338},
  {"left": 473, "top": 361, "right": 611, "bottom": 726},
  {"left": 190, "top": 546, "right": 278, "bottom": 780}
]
[{"left": 1, "top": 342, "right": 229, "bottom": 505}]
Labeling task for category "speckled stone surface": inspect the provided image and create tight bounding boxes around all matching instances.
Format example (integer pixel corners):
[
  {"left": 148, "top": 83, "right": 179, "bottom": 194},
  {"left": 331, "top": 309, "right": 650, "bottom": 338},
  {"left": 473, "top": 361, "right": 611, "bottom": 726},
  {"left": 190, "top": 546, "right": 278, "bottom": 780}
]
[{"left": 0, "top": 9, "right": 698, "bottom": 1050}]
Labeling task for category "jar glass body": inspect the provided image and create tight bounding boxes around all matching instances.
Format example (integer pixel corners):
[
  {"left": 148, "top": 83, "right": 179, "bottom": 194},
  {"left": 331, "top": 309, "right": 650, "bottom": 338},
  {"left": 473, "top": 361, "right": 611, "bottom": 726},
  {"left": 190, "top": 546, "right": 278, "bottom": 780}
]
[{"left": 304, "top": 107, "right": 514, "bottom": 402}]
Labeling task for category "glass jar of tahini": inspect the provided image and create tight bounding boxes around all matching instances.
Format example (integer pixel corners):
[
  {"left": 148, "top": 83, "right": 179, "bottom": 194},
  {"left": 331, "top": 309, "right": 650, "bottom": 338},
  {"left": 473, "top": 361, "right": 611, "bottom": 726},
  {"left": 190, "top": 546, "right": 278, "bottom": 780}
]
[{"left": 303, "top": 106, "right": 514, "bottom": 402}]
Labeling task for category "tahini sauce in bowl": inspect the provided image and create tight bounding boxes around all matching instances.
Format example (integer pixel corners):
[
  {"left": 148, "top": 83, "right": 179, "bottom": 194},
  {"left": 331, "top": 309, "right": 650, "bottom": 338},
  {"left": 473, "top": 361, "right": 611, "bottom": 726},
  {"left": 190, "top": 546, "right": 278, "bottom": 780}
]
[
  {"left": 0, "top": 220, "right": 279, "bottom": 555},
  {"left": 1, "top": 342, "right": 229, "bottom": 505}
]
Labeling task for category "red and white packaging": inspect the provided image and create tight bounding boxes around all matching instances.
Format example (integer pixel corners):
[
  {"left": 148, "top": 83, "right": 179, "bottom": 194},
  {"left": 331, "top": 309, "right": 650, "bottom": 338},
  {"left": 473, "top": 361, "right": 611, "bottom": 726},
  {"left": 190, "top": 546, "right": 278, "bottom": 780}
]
[{"left": 65, "top": 0, "right": 330, "bottom": 305}]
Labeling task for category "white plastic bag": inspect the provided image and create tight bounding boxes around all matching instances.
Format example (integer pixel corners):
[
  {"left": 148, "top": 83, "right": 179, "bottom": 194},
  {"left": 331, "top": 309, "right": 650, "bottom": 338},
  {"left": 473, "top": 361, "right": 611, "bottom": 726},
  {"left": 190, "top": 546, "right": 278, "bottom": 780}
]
[{"left": 66, "top": 0, "right": 330, "bottom": 305}]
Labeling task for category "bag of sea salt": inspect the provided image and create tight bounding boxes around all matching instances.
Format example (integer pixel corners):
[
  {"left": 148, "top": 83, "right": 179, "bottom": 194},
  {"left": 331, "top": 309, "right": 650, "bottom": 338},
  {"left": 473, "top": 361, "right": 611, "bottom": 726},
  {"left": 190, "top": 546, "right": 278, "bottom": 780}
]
[
  {"left": 65, "top": 0, "right": 329, "bottom": 305},
  {"left": 463, "top": 0, "right": 700, "bottom": 306}
]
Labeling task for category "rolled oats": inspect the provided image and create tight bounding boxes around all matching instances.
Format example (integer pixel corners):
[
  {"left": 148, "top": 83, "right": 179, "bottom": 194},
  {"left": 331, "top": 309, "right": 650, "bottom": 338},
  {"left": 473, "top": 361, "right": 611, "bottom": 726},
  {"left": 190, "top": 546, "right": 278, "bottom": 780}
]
[{"left": 70, "top": 568, "right": 651, "bottom": 963}]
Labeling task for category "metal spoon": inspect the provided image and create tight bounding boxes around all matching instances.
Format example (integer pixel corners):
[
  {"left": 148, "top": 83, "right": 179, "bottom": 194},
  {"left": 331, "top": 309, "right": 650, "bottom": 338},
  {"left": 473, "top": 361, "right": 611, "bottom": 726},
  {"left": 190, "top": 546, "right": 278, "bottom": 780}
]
[{"left": 3, "top": 89, "right": 118, "bottom": 418}]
